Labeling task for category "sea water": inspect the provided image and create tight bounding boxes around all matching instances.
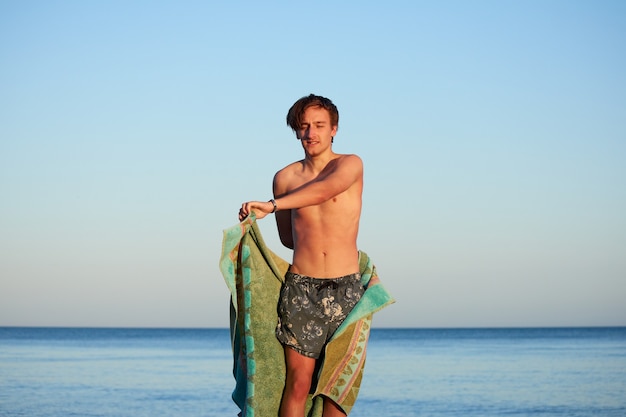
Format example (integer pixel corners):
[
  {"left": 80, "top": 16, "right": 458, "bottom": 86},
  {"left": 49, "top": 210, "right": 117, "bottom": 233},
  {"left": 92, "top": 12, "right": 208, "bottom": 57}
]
[{"left": 1, "top": 327, "right": 624, "bottom": 416}]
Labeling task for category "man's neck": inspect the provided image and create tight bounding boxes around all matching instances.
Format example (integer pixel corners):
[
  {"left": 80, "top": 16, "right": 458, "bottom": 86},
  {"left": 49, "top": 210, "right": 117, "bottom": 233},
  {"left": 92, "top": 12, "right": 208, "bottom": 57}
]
[{"left": 303, "top": 150, "right": 338, "bottom": 173}]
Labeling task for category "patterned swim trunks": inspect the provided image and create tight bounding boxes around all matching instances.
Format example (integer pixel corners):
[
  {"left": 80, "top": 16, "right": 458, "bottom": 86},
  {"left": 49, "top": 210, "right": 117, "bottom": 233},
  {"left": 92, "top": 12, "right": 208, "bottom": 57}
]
[{"left": 276, "top": 271, "right": 364, "bottom": 359}]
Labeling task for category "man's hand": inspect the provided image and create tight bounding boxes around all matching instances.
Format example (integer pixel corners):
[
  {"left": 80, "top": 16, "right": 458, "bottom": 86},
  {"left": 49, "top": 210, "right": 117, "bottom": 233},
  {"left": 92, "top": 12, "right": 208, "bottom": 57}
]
[{"left": 239, "top": 200, "right": 274, "bottom": 221}]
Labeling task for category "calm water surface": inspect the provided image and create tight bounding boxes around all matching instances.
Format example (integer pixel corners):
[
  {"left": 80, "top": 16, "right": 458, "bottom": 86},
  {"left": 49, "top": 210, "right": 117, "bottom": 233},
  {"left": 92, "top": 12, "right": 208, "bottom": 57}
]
[{"left": 1, "top": 327, "right": 625, "bottom": 416}]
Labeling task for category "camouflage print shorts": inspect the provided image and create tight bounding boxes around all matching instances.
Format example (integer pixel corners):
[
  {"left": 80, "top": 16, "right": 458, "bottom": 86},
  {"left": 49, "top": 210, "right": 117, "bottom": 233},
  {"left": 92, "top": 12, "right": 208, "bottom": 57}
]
[{"left": 275, "top": 271, "right": 364, "bottom": 359}]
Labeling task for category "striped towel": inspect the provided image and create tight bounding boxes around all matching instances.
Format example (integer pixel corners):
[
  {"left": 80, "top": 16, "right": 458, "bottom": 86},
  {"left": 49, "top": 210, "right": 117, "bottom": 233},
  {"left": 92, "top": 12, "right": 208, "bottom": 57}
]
[{"left": 219, "top": 214, "right": 395, "bottom": 416}]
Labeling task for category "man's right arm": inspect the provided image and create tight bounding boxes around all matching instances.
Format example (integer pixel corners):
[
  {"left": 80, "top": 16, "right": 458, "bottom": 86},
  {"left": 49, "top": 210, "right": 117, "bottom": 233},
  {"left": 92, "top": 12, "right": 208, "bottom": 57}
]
[{"left": 273, "top": 171, "right": 294, "bottom": 249}]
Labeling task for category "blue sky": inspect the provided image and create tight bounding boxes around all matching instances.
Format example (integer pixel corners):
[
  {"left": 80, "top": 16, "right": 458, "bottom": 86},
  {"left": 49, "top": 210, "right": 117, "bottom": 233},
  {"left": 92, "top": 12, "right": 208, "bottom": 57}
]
[{"left": 1, "top": 1, "right": 624, "bottom": 328}]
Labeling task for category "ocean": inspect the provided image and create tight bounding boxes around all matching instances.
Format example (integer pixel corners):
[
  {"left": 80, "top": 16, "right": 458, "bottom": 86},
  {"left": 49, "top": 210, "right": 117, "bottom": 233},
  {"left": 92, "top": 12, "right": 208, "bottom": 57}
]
[{"left": 1, "top": 327, "right": 624, "bottom": 416}]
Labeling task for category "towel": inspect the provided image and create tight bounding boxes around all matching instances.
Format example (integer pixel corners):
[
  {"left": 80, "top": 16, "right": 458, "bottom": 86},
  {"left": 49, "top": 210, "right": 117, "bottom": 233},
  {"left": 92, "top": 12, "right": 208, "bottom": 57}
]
[{"left": 219, "top": 214, "right": 395, "bottom": 416}]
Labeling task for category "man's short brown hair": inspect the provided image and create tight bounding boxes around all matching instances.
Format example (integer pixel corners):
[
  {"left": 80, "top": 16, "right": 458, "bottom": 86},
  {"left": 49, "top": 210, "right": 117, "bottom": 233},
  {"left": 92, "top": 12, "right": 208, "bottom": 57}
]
[{"left": 286, "top": 94, "right": 339, "bottom": 132}]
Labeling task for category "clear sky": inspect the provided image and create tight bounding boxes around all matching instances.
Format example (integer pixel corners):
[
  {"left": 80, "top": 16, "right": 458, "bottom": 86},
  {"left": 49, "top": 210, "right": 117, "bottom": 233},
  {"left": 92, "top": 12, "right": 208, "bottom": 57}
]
[{"left": 1, "top": 1, "right": 624, "bottom": 328}]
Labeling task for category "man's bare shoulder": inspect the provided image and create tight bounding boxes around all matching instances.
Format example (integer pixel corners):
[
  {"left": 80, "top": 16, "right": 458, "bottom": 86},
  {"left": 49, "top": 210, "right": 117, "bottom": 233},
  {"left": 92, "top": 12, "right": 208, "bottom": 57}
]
[
  {"left": 338, "top": 153, "right": 363, "bottom": 165},
  {"left": 332, "top": 153, "right": 363, "bottom": 173},
  {"left": 276, "top": 160, "right": 304, "bottom": 174},
  {"left": 272, "top": 160, "right": 304, "bottom": 194},
  {"left": 274, "top": 160, "right": 303, "bottom": 181}
]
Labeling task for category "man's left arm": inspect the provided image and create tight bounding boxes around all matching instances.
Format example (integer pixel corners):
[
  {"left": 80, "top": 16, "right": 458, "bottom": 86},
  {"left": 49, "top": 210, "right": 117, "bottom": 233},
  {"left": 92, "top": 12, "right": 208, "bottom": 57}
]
[
  {"left": 239, "top": 155, "right": 362, "bottom": 220},
  {"left": 273, "top": 155, "right": 362, "bottom": 211}
]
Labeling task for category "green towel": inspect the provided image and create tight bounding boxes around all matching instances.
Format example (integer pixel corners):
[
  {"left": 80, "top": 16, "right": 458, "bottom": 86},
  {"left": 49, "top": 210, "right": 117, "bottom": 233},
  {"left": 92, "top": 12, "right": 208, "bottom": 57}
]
[{"left": 220, "top": 214, "right": 395, "bottom": 416}]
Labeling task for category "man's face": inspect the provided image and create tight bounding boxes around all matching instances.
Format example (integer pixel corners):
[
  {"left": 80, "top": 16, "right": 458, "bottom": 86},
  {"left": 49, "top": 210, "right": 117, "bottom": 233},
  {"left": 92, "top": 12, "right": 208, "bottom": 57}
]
[{"left": 296, "top": 106, "right": 337, "bottom": 154}]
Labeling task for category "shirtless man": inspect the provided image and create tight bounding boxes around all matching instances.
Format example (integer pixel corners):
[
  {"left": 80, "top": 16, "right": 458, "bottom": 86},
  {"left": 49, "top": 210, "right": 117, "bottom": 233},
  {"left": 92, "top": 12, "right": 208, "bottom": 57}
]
[{"left": 238, "top": 94, "right": 363, "bottom": 417}]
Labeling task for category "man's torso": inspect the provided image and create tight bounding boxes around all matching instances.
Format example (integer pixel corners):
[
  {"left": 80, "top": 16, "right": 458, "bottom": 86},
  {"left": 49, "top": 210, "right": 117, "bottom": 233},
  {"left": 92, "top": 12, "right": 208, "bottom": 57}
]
[{"left": 278, "top": 154, "right": 363, "bottom": 278}]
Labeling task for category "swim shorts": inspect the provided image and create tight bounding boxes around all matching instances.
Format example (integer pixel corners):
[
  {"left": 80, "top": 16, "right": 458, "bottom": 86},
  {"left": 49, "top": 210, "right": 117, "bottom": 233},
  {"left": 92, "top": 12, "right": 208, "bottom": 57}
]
[{"left": 276, "top": 271, "right": 364, "bottom": 359}]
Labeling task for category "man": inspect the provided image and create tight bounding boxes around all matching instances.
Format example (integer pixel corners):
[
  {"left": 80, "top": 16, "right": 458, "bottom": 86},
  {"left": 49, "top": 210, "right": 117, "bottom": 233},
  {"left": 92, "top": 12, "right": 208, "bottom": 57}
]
[{"left": 239, "top": 94, "right": 364, "bottom": 417}]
